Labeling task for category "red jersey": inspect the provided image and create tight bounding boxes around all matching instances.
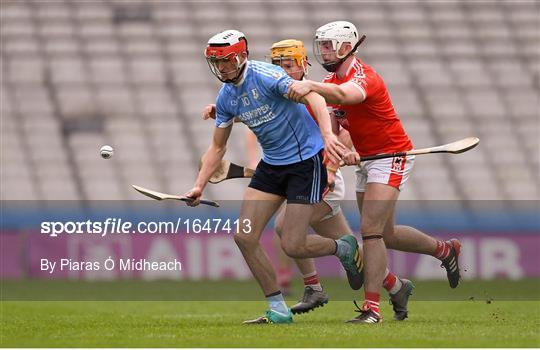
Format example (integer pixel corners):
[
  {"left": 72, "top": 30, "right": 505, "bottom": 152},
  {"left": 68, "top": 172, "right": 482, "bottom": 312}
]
[{"left": 323, "top": 57, "right": 413, "bottom": 156}]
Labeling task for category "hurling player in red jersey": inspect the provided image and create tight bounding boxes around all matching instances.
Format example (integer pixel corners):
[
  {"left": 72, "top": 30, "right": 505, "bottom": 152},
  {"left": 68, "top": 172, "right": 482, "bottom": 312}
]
[{"left": 288, "top": 21, "right": 462, "bottom": 324}]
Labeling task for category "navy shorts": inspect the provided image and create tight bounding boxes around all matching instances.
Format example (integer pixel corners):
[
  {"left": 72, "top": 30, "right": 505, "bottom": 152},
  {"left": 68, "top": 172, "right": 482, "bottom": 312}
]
[{"left": 248, "top": 150, "right": 327, "bottom": 204}]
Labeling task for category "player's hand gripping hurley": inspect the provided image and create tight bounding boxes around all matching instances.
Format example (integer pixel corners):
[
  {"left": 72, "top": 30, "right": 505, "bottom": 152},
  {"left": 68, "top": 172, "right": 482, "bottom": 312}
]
[{"left": 199, "top": 158, "right": 255, "bottom": 184}]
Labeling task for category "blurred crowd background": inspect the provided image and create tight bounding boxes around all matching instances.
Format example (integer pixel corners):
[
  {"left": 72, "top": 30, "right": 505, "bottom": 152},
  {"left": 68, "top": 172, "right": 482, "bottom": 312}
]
[{"left": 1, "top": 0, "right": 538, "bottom": 202}]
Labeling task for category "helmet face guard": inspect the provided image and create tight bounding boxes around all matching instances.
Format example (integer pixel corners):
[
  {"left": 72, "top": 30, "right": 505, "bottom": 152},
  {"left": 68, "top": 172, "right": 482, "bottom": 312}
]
[
  {"left": 313, "top": 39, "right": 342, "bottom": 72},
  {"left": 270, "top": 56, "right": 308, "bottom": 78},
  {"left": 205, "top": 40, "right": 248, "bottom": 83},
  {"left": 314, "top": 35, "right": 366, "bottom": 72}
]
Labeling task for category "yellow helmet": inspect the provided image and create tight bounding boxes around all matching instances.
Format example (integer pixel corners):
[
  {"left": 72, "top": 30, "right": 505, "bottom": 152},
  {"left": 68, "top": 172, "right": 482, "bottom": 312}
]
[{"left": 270, "top": 39, "right": 308, "bottom": 67}]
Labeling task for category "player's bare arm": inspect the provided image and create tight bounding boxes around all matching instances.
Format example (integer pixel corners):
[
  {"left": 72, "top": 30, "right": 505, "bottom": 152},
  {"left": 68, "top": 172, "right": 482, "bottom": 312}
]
[
  {"left": 328, "top": 122, "right": 353, "bottom": 171},
  {"left": 301, "top": 92, "right": 346, "bottom": 163},
  {"left": 337, "top": 127, "right": 353, "bottom": 149},
  {"left": 325, "top": 137, "right": 351, "bottom": 191},
  {"left": 325, "top": 116, "right": 345, "bottom": 190},
  {"left": 290, "top": 80, "right": 365, "bottom": 105},
  {"left": 185, "top": 125, "right": 232, "bottom": 205}
]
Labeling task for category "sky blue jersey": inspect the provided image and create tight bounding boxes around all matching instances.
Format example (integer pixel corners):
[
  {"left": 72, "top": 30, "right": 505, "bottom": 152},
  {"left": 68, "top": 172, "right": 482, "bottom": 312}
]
[{"left": 215, "top": 60, "right": 324, "bottom": 166}]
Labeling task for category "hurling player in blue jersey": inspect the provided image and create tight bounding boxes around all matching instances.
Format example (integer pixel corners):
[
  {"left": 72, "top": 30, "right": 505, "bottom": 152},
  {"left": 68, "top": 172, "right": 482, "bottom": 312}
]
[{"left": 184, "top": 30, "right": 362, "bottom": 324}]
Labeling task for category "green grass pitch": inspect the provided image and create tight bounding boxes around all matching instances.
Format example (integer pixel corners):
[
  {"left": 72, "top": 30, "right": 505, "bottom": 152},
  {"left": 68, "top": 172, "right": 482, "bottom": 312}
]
[{"left": 1, "top": 279, "right": 539, "bottom": 347}]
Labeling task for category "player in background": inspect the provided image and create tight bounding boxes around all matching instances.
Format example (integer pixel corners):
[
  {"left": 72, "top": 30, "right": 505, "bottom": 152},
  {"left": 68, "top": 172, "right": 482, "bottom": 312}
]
[
  {"left": 202, "top": 39, "right": 414, "bottom": 320},
  {"left": 288, "top": 21, "right": 462, "bottom": 324},
  {"left": 186, "top": 30, "right": 360, "bottom": 325}
]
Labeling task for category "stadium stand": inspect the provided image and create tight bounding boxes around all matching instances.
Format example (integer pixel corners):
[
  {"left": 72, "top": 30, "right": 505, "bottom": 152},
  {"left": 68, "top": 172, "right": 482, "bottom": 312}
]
[{"left": 1, "top": 0, "right": 538, "bottom": 201}]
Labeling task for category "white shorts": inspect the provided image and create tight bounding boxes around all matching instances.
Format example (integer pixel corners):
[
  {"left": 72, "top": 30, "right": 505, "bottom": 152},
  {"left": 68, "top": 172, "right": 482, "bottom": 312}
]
[
  {"left": 320, "top": 169, "right": 345, "bottom": 221},
  {"left": 355, "top": 155, "right": 415, "bottom": 192}
]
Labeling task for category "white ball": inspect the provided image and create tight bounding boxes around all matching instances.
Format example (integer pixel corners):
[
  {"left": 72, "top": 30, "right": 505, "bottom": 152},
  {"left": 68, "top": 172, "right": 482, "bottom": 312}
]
[{"left": 100, "top": 145, "right": 114, "bottom": 159}]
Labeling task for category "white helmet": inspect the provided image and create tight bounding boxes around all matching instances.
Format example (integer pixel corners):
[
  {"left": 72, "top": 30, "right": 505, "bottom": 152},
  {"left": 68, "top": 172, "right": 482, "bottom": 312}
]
[
  {"left": 313, "top": 21, "right": 365, "bottom": 72},
  {"left": 205, "top": 30, "right": 249, "bottom": 83},
  {"left": 207, "top": 29, "right": 246, "bottom": 47}
]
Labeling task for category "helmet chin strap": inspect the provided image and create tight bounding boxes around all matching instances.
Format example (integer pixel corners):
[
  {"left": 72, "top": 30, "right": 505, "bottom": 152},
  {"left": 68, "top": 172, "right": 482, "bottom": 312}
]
[
  {"left": 322, "top": 61, "right": 343, "bottom": 73},
  {"left": 227, "top": 63, "right": 247, "bottom": 84},
  {"left": 322, "top": 35, "right": 366, "bottom": 73}
]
